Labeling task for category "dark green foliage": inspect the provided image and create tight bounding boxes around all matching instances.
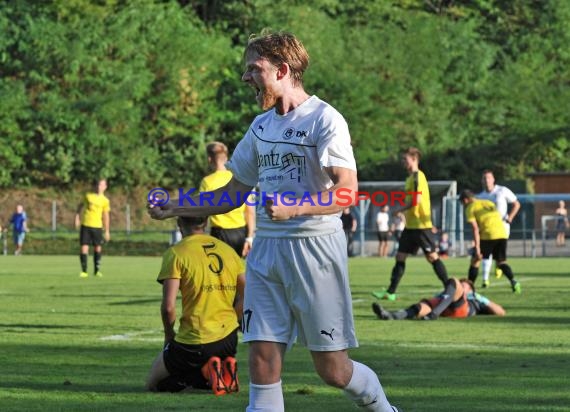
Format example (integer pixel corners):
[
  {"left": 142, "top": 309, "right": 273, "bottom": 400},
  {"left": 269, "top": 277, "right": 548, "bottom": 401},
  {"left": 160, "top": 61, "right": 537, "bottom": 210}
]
[{"left": 0, "top": 0, "right": 568, "bottom": 190}]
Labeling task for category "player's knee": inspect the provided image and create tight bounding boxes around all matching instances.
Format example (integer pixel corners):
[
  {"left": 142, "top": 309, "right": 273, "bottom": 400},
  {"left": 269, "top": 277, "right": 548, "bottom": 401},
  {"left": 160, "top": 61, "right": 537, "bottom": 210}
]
[
  {"left": 316, "top": 366, "right": 350, "bottom": 388},
  {"left": 312, "top": 352, "right": 352, "bottom": 388},
  {"left": 395, "top": 252, "right": 407, "bottom": 262},
  {"left": 446, "top": 278, "right": 459, "bottom": 288},
  {"left": 426, "top": 252, "right": 439, "bottom": 263},
  {"left": 145, "top": 378, "right": 157, "bottom": 392}
]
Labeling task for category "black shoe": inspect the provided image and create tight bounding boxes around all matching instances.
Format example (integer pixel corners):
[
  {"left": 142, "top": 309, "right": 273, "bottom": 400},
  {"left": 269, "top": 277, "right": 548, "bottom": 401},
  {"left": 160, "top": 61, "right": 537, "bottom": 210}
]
[
  {"left": 421, "top": 312, "right": 438, "bottom": 321},
  {"left": 372, "top": 302, "right": 393, "bottom": 320}
]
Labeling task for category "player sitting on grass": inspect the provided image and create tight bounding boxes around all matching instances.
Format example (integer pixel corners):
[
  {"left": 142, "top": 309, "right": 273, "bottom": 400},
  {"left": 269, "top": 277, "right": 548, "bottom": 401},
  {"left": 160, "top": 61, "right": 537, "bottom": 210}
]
[
  {"left": 146, "top": 216, "right": 245, "bottom": 395},
  {"left": 372, "top": 277, "right": 505, "bottom": 320}
]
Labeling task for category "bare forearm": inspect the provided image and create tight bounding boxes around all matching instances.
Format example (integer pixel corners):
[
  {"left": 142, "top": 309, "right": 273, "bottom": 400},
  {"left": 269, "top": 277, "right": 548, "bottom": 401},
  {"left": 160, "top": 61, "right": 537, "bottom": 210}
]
[
  {"left": 486, "top": 301, "right": 506, "bottom": 316},
  {"left": 103, "top": 213, "right": 110, "bottom": 232},
  {"left": 151, "top": 179, "right": 254, "bottom": 220},
  {"left": 161, "top": 306, "right": 176, "bottom": 341},
  {"left": 233, "top": 298, "right": 243, "bottom": 323},
  {"left": 508, "top": 201, "right": 521, "bottom": 222},
  {"left": 473, "top": 230, "right": 481, "bottom": 253},
  {"left": 292, "top": 186, "right": 356, "bottom": 217}
]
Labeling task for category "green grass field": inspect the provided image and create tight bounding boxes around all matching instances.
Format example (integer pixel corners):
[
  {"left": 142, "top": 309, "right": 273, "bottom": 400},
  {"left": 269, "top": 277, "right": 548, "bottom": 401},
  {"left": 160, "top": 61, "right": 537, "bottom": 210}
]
[{"left": 1, "top": 255, "right": 569, "bottom": 412}]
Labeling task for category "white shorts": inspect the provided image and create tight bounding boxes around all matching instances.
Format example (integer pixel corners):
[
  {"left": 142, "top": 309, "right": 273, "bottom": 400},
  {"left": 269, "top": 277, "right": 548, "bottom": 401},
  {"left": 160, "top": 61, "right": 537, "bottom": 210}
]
[{"left": 242, "top": 231, "right": 358, "bottom": 351}]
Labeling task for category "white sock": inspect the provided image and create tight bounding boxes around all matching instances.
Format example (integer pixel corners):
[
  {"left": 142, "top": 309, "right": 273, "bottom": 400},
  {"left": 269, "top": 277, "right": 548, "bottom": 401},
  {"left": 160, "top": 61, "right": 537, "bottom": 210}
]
[
  {"left": 343, "top": 360, "right": 394, "bottom": 412},
  {"left": 246, "top": 380, "right": 284, "bottom": 412},
  {"left": 481, "top": 256, "right": 492, "bottom": 281}
]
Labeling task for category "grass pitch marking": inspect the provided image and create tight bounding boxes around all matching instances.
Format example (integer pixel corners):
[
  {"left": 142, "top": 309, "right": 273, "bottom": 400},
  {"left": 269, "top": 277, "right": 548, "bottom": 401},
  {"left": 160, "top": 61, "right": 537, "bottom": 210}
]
[{"left": 100, "top": 329, "right": 162, "bottom": 342}]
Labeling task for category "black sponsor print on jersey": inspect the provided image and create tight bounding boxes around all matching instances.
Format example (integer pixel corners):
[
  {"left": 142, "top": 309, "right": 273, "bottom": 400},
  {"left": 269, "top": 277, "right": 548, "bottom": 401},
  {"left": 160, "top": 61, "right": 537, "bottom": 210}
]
[
  {"left": 279, "top": 153, "right": 306, "bottom": 183},
  {"left": 257, "top": 151, "right": 307, "bottom": 183}
]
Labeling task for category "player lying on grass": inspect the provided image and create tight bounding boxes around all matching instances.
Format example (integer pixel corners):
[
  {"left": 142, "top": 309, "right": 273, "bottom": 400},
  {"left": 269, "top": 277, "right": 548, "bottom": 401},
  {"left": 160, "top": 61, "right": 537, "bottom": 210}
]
[
  {"left": 146, "top": 216, "right": 245, "bottom": 395},
  {"left": 372, "top": 277, "right": 505, "bottom": 320}
]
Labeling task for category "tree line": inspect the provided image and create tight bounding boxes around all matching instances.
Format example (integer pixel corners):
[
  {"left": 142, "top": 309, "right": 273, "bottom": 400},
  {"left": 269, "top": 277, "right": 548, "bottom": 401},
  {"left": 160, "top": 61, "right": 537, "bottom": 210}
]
[{"left": 1, "top": 0, "right": 568, "bottom": 193}]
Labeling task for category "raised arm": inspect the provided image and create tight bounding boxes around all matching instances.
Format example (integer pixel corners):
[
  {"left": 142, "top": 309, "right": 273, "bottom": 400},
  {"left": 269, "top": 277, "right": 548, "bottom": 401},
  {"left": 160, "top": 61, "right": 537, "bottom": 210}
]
[{"left": 149, "top": 177, "right": 254, "bottom": 220}]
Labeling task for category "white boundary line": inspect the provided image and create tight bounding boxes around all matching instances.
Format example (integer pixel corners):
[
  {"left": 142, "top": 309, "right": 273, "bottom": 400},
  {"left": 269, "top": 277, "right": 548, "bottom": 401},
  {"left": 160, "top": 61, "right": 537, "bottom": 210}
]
[
  {"left": 359, "top": 340, "right": 569, "bottom": 353},
  {"left": 100, "top": 330, "right": 162, "bottom": 342}
]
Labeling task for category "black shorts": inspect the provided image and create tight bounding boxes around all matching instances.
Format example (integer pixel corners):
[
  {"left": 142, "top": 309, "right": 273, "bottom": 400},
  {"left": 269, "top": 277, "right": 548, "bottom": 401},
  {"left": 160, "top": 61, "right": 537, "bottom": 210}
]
[
  {"left": 480, "top": 239, "right": 507, "bottom": 261},
  {"left": 163, "top": 329, "right": 238, "bottom": 389},
  {"left": 398, "top": 229, "right": 437, "bottom": 255},
  {"left": 377, "top": 231, "right": 389, "bottom": 242},
  {"left": 210, "top": 226, "right": 246, "bottom": 256},
  {"left": 79, "top": 226, "right": 103, "bottom": 246}
]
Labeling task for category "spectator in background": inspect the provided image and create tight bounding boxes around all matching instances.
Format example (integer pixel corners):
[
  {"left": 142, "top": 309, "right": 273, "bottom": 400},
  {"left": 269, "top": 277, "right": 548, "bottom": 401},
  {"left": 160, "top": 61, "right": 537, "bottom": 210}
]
[
  {"left": 376, "top": 205, "right": 390, "bottom": 257},
  {"left": 438, "top": 231, "right": 451, "bottom": 259},
  {"left": 75, "top": 179, "right": 110, "bottom": 278},
  {"left": 146, "top": 216, "right": 245, "bottom": 395},
  {"left": 390, "top": 211, "right": 405, "bottom": 256},
  {"left": 7, "top": 204, "right": 29, "bottom": 256},
  {"left": 341, "top": 207, "right": 357, "bottom": 257},
  {"left": 200, "top": 142, "right": 255, "bottom": 257},
  {"left": 555, "top": 200, "right": 569, "bottom": 247}
]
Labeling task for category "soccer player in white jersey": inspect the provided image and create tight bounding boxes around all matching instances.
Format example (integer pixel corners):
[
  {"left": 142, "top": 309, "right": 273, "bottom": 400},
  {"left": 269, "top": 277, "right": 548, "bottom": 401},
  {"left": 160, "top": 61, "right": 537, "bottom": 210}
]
[
  {"left": 149, "top": 31, "right": 399, "bottom": 412},
  {"left": 477, "top": 170, "right": 520, "bottom": 287}
]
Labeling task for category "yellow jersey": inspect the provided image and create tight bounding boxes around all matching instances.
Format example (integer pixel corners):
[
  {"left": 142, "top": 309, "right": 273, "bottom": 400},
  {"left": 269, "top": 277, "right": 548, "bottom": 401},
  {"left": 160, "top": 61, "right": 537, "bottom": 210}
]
[
  {"left": 157, "top": 234, "right": 245, "bottom": 345},
  {"left": 81, "top": 193, "right": 110, "bottom": 228},
  {"left": 404, "top": 170, "right": 432, "bottom": 229},
  {"left": 199, "top": 170, "right": 247, "bottom": 229},
  {"left": 465, "top": 199, "right": 507, "bottom": 240}
]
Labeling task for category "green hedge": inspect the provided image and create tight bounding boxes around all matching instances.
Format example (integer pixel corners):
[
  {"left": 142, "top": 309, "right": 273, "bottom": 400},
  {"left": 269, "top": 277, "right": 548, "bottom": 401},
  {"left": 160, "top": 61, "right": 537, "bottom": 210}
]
[{"left": 4, "top": 237, "right": 168, "bottom": 256}]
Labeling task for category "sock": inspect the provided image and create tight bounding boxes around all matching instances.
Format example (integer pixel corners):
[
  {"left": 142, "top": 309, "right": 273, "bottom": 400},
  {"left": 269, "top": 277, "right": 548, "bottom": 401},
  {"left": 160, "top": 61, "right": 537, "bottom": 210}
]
[
  {"left": 430, "top": 279, "right": 457, "bottom": 317},
  {"left": 94, "top": 252, "right": 101, "bottom": 273},
  {"left": 431, "top": 259, "right": 449, "bottom": 286},
  {"left": 481, "top": 257, "right": 492, "bottom": 280},
  {"left": 343, "top": 361, "right": 393, "bottom": 411},
  {"left": 387, "top": 261, "right": 405, "bottom": 294},
  {"left": 246, "top": 381, "right": 284, "bottom": 412},
  {"left": 468, "top": 266, "right": 479, "bottom": 282},
  {"left": 392, "top": 304, "right": 420, "bottom": 320},
  {"left": 497, "top": 263, "right": 515, "bottom": 282},
  {"left": 80, "top": 254, "right": 88, "bottom": 272}
]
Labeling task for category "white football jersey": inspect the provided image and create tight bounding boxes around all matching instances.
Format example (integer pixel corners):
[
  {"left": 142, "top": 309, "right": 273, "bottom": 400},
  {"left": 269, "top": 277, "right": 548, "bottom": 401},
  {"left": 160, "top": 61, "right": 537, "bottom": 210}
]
[
  {"left": 478, "top": 185, "right": 517, "bottom": 219},
  {"left": 227, "top": 95, "right": 357, "bottom": 238},
  {"left": 478, "top": 184, "right": 518, "bottom": 236}
]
